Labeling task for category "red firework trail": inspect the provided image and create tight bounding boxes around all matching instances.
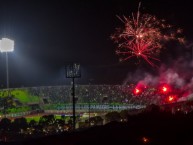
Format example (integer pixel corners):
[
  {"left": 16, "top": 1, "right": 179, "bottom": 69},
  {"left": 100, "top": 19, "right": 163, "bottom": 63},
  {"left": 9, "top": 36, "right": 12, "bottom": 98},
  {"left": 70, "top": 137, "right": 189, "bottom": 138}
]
[
  {"left": 115, "top": 39, "right": 160, "bottom": 66},
  {"left": 111, "top": 3, "right": 184, "bottom": 67}
]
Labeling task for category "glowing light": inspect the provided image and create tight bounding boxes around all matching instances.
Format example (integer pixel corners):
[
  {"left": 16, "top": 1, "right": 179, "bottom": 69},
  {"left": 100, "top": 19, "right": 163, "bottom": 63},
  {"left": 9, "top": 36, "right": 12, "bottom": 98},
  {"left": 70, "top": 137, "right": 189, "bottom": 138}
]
[
  {"left": 135, "top": 88, "right": 140, "bottom": 93},
  {"left": 0, "top": 38, "right": 14, "bottom": 52},
  {"left": 142, "top": 137, "right": 149, "bottom": 143},
  {"left": 168, "top": 96, "right": 174, "bottom": 101},
  {"left": 133, "top": 83, "right": 147, "bottom": 96},
  {"left": 133, "top": 87, "right": 142, "bottom": 95},
  {"left": 162, "top": 86, "right": 167, "bottom": 92},
  {"left": 160, "top": 84, "right": 170, "bottom": 93},
  {"left": 111, "top": 3, "right": 184, "bottom": 67},
  {"left": 167, "top": 95, "right": 176, "bottom": 103}
]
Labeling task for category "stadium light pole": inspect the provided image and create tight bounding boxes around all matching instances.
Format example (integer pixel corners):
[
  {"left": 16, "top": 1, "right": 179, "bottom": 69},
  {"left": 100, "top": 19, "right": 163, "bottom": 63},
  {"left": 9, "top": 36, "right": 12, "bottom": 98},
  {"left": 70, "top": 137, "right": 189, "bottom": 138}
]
[
  {"left": 66, "top": 63, "right": 81, "bottom": 130},
  {"left": 0, "top": 38, "right": 14, "bottom": 90},
  {"left": 0, "top": 38, "right": 14, "bottom": 117}
]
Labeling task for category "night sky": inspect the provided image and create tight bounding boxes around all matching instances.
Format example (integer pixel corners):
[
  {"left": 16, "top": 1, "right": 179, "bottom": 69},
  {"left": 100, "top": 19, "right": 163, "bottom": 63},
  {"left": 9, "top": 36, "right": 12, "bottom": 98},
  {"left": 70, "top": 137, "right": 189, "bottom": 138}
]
[{"left": 0, "top": 0, "right": 192, "bottom": 88}]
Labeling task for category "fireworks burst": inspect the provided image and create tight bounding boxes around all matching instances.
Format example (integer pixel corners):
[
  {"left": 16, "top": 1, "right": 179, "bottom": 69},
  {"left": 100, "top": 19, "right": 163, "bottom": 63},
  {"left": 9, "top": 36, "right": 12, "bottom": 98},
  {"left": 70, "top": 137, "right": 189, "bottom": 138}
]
[{"left": 111, "top": 3, "right": 184, "bottom": 67}]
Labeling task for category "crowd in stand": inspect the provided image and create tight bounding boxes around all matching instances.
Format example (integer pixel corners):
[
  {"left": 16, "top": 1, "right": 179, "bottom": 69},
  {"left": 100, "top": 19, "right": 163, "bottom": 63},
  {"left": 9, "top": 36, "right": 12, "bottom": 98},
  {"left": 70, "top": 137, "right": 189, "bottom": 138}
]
[
  {"left": 26, "top": 85, "right": 162, "bottom": 105},
  {"left": 0, "top": 85, "right": 169, "bottom": 113}
]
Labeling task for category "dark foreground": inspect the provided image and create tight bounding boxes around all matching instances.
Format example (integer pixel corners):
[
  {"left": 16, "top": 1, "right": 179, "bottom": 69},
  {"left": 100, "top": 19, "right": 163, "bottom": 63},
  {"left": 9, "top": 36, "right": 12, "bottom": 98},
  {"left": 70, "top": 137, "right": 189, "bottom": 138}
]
[{"left": 1, "top": 109, "right": 193, "bottom": 145}]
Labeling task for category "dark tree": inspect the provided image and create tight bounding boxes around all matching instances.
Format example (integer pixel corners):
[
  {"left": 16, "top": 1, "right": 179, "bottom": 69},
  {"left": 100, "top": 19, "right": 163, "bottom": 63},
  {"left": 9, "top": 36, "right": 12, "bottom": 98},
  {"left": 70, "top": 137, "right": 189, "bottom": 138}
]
[{"left": 105, "top": 111, "right": 121, "bottom": 123}]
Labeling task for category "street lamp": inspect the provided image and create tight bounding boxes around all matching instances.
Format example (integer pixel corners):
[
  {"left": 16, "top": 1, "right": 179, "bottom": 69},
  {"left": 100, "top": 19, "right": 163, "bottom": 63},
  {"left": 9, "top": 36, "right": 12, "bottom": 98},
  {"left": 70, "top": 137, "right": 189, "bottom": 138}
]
[
  {"left": 66, "top": 63, "right": 81, "bottom": 130},
  {"left": 0, "top": 38, "right": 14, "bottom": 89}
]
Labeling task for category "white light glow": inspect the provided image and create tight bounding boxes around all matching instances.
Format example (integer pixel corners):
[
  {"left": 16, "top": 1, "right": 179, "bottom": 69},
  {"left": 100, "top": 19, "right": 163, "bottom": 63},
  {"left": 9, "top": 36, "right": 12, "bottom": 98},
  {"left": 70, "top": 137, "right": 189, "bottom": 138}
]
[{"left": 0, "top": 38, "right": 14, "bottom": 52}]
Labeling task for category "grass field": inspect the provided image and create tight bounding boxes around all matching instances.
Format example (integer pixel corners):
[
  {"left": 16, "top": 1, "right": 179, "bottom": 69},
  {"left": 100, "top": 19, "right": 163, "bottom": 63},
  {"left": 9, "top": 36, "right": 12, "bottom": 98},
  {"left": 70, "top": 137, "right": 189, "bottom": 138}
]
[
  {"left": 25, "top": 114, "right": 65, "bottom": 123},
  {"left": 0, "top": 89, "right": 40, "bottom": 104}
]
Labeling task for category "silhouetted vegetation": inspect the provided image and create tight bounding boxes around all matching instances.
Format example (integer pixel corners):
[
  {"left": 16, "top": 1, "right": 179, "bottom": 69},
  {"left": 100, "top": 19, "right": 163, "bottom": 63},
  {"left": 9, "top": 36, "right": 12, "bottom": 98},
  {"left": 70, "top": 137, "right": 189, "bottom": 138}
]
[{"left": 0, "top": 105, "right": 193, "bottom": 145}]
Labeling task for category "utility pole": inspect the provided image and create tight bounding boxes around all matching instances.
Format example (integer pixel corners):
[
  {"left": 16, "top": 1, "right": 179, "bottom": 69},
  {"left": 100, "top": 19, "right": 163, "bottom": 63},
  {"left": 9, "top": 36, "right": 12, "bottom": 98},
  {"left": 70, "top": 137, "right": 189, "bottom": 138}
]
[{"left": 86, "top": 88, "right": 91, "bottom": 127}]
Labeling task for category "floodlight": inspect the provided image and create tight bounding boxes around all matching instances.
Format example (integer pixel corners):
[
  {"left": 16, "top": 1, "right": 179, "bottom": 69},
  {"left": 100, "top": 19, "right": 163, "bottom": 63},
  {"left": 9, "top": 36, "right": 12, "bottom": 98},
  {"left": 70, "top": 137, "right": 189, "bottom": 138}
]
[
  {"left": 0, "top": 38, "right": 14, "bottom": 52},
  {"left": 66, "top": 63, "right": 81, "bottom": 78}
]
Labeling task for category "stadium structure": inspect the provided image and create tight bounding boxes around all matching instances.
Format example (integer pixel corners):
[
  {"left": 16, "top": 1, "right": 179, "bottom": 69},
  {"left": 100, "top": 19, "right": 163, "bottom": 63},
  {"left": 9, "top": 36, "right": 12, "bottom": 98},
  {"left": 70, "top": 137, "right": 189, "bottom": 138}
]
[{"left": 0, "top": 85, "right": 193, "bottom": 117}]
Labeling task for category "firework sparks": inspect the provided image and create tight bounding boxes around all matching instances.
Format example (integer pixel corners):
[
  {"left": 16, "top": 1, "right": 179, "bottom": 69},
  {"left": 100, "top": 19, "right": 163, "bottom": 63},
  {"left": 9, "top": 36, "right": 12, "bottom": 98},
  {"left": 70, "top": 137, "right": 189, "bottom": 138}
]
[{"left": 111, "top": 3, "right": 184, "bottom": 67}]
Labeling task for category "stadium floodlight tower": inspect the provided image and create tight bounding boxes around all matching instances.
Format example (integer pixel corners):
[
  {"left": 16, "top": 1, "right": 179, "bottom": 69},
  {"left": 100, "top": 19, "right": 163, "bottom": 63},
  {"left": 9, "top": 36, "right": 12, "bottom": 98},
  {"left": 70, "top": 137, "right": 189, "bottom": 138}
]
[
  {"left": 0, "top": 38, "right": 14, "bottom": 90},
  {"left": 66, "top": 63, "right": 81, "bottom": 130}
]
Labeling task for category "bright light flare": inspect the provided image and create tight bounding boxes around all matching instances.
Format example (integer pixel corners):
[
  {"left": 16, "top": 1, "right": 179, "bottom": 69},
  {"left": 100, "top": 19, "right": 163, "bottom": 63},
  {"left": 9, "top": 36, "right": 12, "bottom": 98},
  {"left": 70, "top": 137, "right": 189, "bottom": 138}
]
[
  {"left": 142, "top": 137, "right": 150, "bottom": 143},
  {"left": 0, "top": 38, "right": 14, "bottom": 52},
  {"left": 162, "top": 86, "right": 168, "bottom": 92},
  {"left": 167, "top": 95, "right": 177, "bottom": 103},
  {"left": 134, "top": 88, "right": 141, "bottom": 95},
  {"left": 168, "top": 96, "right": 174, "bottom": 101},
  {"left": 133, "top": 83, "right": 147, "bottom": 95},
  {"left": 160, "top": 84, "right": 170, "bottom": 94}
]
